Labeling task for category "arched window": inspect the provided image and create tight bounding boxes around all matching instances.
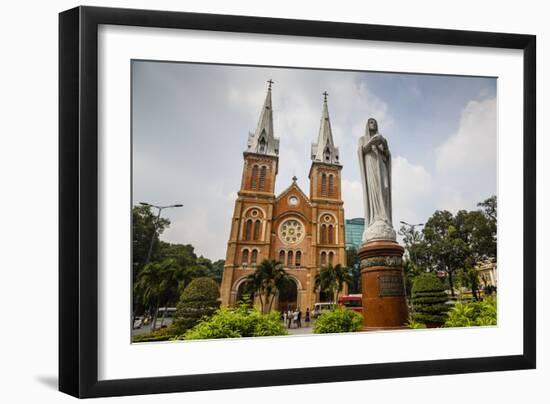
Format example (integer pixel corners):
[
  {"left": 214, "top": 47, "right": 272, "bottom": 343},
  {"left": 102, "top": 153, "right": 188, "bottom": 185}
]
[
  {"left": 328, "top": 175, "right": 334, "bottom": 197},
  {"left": 295, "top": 251, "right": 302, "bottom": 267},
  {"left": 328, "top": 225, "right": 334, "bottom": 244},
  {"left": 279, "top": 250, "right": 285, "bottom": 264},
  {"left": 253, "top": 220, "right": 261, "bottom": 240},
  {"left": 259, "top": 166, "right": 267, "bottom": 190},
  {"left": 321, "top": 173, "right": 327, "bottom": 197},
  {"left": 321, "top": 224, "right": 327, "bottom": 244},
  {"left": 287, "top": 251, "right": 294, "bottom": 267},
  {"left": 328, "top": 252, "right": 334, "bottom": 265},
  {"left": 251, "top": 249, "right": 258, "bottom": 265},
  {"left": 251, "top": 165, "right": 259, "bottom": 190},
  {"left": 259, "top": 136, "right": 266, "bottom": 153},
  {"left": 321, "top": 251, "right": 327, "bottom": 266},
  {"left": 244, "top": 220, "right": 252, "bottom": 240},
  {"left": 242, "top": 249, "right": 249, "bottom": 265}
]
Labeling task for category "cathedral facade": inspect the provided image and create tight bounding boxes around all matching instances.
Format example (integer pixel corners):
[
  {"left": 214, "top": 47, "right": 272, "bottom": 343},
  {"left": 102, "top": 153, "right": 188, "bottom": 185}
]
[{"left": 219, "top": 84, "right": 347, "bottom": 312}]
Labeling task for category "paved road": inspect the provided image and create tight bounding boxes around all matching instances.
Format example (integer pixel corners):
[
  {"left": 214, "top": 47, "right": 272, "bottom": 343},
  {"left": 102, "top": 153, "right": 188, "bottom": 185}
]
[{"left": 284, "top": 319, "right": 316, "bottom": 335}]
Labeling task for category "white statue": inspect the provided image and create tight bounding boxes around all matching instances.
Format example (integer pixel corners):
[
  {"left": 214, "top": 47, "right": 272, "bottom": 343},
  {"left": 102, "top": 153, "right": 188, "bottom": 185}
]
[{"left": 358, "top": 118, "right": 396, "bottom": 241}]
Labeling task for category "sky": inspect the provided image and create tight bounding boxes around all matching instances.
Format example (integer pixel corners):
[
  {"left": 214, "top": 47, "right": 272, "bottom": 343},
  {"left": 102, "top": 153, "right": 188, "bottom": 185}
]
[{"left": 132, "top": 61, "right": 497, "bottom": 261}]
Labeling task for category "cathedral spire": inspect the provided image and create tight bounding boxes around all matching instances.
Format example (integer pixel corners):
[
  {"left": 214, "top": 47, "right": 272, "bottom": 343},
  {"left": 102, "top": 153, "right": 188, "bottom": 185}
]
[
  {"left": 246, "top": 80, "right": 279, "bottom": 156},
  {"left": 311, "top": 92, "right": 339, "bottom": 165}
]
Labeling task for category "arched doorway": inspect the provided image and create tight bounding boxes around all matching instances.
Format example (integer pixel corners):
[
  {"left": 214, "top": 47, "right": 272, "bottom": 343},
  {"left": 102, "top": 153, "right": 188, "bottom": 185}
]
[
  {"left": 277, "top": 278, "right": 298, "bottom": 312},
  {"left": 235, "top": 280, "right": 254, "bottom": 306}
]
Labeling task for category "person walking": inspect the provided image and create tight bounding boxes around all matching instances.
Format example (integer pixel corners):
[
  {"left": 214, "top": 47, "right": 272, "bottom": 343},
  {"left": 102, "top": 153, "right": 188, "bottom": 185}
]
[
  {"left": 293, "top": 309, "right": 299, "bottom": 328},
  {"left": 287, "top": 309, "right": 293, "bottom": 329},
  {"left": 282, "top": 310, "right": 287, "bottom": 327},
  {"left": 305, "top": 307, "right": 310, "bottom": 327}
]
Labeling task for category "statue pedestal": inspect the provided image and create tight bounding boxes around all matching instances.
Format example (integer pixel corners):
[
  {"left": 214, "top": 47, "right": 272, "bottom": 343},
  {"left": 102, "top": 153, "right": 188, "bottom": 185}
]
[{"left": 358, "top": 239, "right": 409, "bottom": 331}]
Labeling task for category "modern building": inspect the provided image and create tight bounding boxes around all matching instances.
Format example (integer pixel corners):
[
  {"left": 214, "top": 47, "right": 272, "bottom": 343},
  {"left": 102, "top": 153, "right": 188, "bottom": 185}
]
[
  {"left": 345, "top": 218, "right": 365, "bottom": 250},
  {"left": 219, "top": 85, "right": 347, "bottom": 311}
]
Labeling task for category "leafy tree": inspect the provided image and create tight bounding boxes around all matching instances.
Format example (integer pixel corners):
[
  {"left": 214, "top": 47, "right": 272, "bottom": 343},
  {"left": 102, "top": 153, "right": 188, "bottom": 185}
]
[
  {"left": 179, "top": 303, "right": 287, "bottom": 340},
  {"left": 444, "top": 297, "right": 497, "bottom": 327},
  {"left": 174, "top": 277, "right": 220, "bottom": 333},
  {"left": 134, "top": 258, "right": 181, "bottom": 331},
  {"left": 478, "top": 195, "right": 497, "bottom": 223},
  {"left": 421, "top": 210, "right": 470, "bottom": 297},
  {"left": 457, "top": 267, "right": 481, "bottom": 301},
  {"left": 346, "top": 247, "right": 361, "bottom": 294},
  {"left": 398, "top": 222, "right": 430, "bottom": 272},
  {"left": 245, "top": 259, "right": 290, "bottom": 313},
  {"left": 313, "top": 307, "right": 363, "bottom": 334},
  {"left": 314, "top": 264, "right": 352, "bottom": 304},
  {"left": 411, "top": 273, "right": 450, "bottom": 327},
  {"left": 132, "top": 205, "right": 170, "bottom": 282}
]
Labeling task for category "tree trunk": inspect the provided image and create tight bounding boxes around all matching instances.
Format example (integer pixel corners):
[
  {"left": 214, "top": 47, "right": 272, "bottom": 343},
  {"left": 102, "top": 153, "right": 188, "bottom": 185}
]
[
  {"left": 159, "top": 305, "right": 167, "bottom": 327},
  {"left": 448, "top": 271, "right": 455, "bottom": 297},
  {"left": 150, "top": 298, "right": 160, "bottom": 332}
]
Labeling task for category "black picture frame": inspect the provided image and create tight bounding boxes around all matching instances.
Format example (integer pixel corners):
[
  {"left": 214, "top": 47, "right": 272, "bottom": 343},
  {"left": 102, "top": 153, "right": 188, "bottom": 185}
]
[{"left": 59, "top": 5, "right": 536, "bottom": 398}]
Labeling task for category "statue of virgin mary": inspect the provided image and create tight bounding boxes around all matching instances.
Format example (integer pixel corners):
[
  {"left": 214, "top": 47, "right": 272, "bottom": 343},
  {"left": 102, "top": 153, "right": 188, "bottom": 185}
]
[{"left": 357, "top": 118, "right": 396, "bottom": 241}]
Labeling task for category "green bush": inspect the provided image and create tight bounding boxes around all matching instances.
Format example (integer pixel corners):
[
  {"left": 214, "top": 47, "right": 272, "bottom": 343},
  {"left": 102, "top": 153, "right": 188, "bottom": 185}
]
[
  {"left": 405, "top": 317, "right": 427, "bottom": 329},
  {"left": 411, "top": 273, "right": 450, "bottom": 326},
  {"left": 174, "top": 277, "right": 220, "bottom": 333},
  {"left": 313, "top": 307, "right": 363, "bottom": 334},
  {"left": 176, "top": 303, "right": 287, "bottom": 340},
  {"left": 444, "top": 297, "right": 497, "bottom": 328},
  {"left": 132, "top": 325, "right": 178, "bottom": 343}
]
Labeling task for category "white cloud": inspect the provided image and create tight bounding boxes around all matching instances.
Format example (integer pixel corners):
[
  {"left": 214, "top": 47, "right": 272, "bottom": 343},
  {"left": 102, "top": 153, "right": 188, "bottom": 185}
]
[
  {"left": 436, "top": 97, "right": 496, "bottom": 180},
  {"left": 392, "top": 156, "right": 433, "bottom": 225},
  {"left": 434, "top": 97, "right": 496, "bottom": 212}
]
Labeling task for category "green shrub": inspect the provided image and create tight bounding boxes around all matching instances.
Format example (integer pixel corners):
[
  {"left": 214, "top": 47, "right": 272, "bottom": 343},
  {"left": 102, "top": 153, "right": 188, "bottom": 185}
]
[
  {"left": 313, "top": 307, "right": 363, "bottom": 334},
  {"left": 405, "top": 317, "right": 427, "bottom": 329},
  {"left": 176, "top": 303, "right": 287, "bottom": 340},
  {"left": 132, "top": 325, "right": 178, "bottom": 343},
  {"left": 411, "top": 273, "right": 450, "bottom": 326},
  {"left": 444, "top": 297, "right": 497, "bottom": 328},
  {"left": 174, "top": 277, "right": 220, "bottom": 333}
]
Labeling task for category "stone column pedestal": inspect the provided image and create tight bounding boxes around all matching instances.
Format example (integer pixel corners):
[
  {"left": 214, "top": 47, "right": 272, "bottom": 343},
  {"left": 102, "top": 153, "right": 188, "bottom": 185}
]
[{"left": 358, "top": 239, "right": 409, "bottom": 330}]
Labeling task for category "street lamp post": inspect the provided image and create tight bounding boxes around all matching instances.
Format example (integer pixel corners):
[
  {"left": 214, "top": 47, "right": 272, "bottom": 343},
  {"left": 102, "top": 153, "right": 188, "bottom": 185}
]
[
  {"left": 139, "top": 202, "right": 183, "bottom": 265},
  {"left": 399, "top": 220, "right": 424, "bottom": 266}
]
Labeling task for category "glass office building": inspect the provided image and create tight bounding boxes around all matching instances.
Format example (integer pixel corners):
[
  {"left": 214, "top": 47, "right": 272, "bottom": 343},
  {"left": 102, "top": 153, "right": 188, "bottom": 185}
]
[{"left": 345, "top": 218, "right": 365, "bottom": 250}]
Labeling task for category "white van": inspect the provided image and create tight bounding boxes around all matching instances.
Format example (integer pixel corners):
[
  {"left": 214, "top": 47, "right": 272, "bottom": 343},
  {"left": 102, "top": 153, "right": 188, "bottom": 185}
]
[{"left": 312, "top": 302, "right": 335, "bottom": 318}]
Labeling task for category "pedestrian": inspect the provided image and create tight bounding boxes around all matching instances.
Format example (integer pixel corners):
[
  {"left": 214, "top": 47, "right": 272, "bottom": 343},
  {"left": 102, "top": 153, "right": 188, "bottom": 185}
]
[
  {"left": 282, "top": 310, "right": 287, "bottom": 326},
  {"left": 305, "top": 307, "right": 310, "bottom": 326},
  {"left": 293, "top": 309, "right": 299, "bottom": 328},
  {"left": 287, "top": 309, "right": 293, "bottom": 328},
  {"left": 297, "top": 307, "right": 302, "bottom": 328}
]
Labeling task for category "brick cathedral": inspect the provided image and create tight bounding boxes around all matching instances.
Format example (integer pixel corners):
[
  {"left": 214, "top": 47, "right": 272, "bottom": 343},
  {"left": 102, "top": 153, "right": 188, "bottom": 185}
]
[{"left": 219, "top": 82, "right": 347, "bottom": 312}]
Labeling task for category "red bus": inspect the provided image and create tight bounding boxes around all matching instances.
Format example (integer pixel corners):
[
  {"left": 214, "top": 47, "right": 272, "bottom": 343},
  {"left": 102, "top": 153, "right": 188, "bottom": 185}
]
[{"left": 338, "top": 294, "right": 363, "bottom": 314}]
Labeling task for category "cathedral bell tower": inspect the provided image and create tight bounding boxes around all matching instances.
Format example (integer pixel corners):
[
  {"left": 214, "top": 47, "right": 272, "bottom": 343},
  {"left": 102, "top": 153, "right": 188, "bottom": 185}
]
[
  {"left": 220, "top": 80, "right": 280, "bottom": 306},
  {"left": 308, "top": 92, "right": 347, "bottom": 301}
]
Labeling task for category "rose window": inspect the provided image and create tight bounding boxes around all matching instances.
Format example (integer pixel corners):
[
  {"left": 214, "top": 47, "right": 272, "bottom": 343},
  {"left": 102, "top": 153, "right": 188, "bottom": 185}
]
[{"left": 279, "top": 219, "right": 304, "bottom": 244}]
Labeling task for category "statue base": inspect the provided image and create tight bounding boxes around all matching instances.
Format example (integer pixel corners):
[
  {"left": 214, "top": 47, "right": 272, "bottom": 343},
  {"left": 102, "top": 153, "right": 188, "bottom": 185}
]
[{"left": 358, "top": 239, "right": 409, "bottom": 331}]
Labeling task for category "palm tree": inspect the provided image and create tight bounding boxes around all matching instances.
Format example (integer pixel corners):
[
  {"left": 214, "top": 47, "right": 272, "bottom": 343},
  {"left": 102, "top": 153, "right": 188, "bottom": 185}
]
[
  {"left": 314, "top": 264, "right": 351, "bottom": 305},
  {"left": 134, "top": 258, "right": 180, "bottom": 331},
  {"left": 245, "top": 259, "right": 289, "bottom": 313}
]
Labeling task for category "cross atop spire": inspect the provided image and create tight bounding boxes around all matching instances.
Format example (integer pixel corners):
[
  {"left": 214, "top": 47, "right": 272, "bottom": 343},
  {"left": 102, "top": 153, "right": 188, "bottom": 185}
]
[
  {"left": 246, "top": 82, "right": 280, "bottom": 156},
  {"left": 310, "top": 95, "right": 340, "bottom": 165}
]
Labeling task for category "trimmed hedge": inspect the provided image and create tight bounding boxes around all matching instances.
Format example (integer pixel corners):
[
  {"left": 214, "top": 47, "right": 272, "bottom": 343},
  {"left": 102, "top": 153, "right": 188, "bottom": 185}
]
[
  {"left": 174, "top": 277, "right": 220, "bottom": 333},
  {"left": 411, "top": 273, "right": 450, "bottom": 326}
]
